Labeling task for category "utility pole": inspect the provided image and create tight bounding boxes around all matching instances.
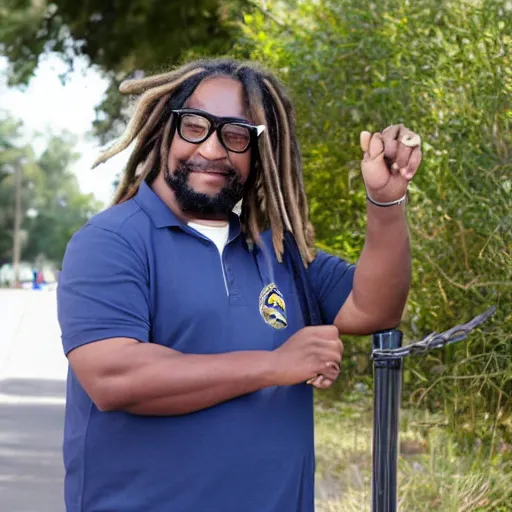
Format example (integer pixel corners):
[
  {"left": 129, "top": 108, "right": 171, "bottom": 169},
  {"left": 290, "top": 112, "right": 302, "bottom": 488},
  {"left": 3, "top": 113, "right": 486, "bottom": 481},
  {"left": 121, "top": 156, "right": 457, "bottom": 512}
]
[{"left": 12, "top": 160, "right": 23, "bottom": 287}]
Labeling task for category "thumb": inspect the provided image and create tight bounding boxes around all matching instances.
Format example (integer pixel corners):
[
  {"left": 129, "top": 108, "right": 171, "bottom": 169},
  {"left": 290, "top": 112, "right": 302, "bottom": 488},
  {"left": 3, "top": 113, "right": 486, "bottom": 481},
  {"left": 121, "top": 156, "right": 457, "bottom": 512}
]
[
  {"left": 360, "top": 131, "right": 372, "bottom": 153},
  {"left": 367, "top": 132, "right": 385, "bottom": 159}
]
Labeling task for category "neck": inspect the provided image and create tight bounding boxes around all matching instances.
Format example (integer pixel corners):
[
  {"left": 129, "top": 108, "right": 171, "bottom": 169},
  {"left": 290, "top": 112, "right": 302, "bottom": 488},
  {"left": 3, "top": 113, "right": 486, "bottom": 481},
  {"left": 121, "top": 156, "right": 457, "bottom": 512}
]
[{"left": 150, "top": 172, "right": 229, "bottom": 227}]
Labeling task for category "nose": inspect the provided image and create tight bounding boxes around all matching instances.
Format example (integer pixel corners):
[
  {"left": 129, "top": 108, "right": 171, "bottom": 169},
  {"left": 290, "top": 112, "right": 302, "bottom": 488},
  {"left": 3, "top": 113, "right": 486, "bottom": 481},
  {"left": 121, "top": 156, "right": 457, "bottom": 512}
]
[{"left": 198, "top": 130, "right": 227, "bottom": 160}]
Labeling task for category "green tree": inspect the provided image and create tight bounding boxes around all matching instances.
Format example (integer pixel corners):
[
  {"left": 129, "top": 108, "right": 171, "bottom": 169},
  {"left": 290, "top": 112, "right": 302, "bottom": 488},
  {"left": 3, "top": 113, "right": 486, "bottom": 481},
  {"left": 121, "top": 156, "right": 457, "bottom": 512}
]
[
  {"left": 0, "top": 112, "right": 41, "bottom": 263},
  {"left": 0, "top": 0, "right": 249, "bottom": 142},
  {"left": 22, "top": 132, "right": 102, "bottom": 263},
  {"left": 0, "top": 113, "right": 101, "bottom": 266}
]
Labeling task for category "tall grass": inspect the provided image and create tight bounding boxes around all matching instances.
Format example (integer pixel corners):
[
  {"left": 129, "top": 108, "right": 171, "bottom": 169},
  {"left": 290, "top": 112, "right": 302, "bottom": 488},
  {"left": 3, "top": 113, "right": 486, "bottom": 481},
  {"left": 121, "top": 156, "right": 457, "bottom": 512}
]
[{"left": 314, "top": 396, "right": 512, "bottom": 511}]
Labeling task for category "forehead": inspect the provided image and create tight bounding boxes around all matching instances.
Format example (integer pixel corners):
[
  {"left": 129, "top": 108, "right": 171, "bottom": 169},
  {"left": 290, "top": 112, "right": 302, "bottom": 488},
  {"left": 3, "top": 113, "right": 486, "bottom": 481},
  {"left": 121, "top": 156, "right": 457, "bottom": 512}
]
[{"left": 184, "top": 76, "right": 250, "bottom": 121}]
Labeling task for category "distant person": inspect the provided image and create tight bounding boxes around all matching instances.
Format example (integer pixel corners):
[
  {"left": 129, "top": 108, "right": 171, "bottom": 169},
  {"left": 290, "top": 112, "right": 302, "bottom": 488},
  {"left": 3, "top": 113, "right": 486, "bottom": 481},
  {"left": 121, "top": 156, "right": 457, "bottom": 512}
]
[
  {"left": 32, "top": 269, "right": 45, "bottom": 290},
  {"left": 57, "top": 59, "right": 422, "bottom": 512},
  {"left": 32, "top": 269, "right": 43, "bottom": 290}
]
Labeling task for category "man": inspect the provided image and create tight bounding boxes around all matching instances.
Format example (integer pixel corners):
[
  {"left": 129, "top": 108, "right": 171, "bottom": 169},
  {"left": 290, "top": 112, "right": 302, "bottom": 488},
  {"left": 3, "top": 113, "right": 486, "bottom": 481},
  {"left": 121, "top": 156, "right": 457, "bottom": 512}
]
[{"left": 57, "top": 58, "right": 421, "bottom": 512}]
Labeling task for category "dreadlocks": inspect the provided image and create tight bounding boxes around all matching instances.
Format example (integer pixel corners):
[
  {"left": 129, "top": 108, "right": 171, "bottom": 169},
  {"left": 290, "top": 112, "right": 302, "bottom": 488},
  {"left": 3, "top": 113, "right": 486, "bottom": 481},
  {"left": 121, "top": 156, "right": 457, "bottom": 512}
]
[{"left": 93, "top": 58, "right": 315, "bottom": 265}]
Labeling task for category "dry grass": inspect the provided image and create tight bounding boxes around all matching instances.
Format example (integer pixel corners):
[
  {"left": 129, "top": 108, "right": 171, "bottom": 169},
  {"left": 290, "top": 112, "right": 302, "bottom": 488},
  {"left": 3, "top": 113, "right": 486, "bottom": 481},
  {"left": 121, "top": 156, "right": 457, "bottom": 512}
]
[{"left": 314, "top": 397, "right": 512, "bottom": 512}]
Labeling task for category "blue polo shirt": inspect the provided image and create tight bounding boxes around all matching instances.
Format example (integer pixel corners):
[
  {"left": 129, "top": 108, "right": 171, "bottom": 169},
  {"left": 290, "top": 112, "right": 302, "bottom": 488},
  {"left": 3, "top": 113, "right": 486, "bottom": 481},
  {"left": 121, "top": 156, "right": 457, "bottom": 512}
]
[{"left": 57, "top": 180, "right": 355, "bottom": 512}]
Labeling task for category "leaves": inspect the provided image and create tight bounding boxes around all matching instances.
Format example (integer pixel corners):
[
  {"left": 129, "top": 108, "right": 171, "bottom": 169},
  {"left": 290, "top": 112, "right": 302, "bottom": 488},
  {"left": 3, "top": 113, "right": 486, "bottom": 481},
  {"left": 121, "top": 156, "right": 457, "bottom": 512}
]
[
  {"left": 236, "top": 0, "right": 511, "bottom": 447},
  {"left": 0, "top": 112, "right": 102, "bottom": 266},
  {"left": 0, "top": 0, "right": 245, "bottom": 140}
]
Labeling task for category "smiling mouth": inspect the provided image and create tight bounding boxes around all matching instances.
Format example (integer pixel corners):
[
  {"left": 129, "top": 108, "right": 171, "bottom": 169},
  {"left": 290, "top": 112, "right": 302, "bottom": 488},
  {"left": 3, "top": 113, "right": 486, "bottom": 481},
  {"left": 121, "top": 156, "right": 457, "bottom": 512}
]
[{"left": 192, "top": 169, "right": 229, "bottom": 176}]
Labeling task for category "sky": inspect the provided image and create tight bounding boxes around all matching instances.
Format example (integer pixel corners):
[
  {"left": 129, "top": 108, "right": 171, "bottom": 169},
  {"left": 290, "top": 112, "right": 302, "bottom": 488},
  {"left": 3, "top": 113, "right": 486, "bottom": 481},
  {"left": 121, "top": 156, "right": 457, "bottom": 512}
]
[{"left": 0, "top": 54, "right": 131, "bottom": 206}]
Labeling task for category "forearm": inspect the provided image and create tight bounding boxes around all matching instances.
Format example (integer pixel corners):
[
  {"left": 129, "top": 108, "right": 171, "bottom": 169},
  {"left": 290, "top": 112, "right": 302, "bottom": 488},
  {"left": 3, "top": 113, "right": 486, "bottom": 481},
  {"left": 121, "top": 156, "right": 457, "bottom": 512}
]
[
  {"left": 99, "top": 343, "right": 278, "bottom": 415},
  {"left": 352, "top": 201, "right": 411, "bottom": 327}
]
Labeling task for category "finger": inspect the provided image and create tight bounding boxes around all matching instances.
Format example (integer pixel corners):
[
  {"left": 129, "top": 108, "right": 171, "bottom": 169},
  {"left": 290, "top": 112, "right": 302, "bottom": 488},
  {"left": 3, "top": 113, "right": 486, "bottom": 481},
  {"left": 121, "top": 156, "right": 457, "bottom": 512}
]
[
  {"left": 322, "top": 343, "right": 342, "bottom": 364},
  {"left": 314, "top": 378, "right": 333, "bottom": 389},
  {"left": 329, "top": 339, "right": 344, "bottom": 362},
  {"left": 368, "top": 133, "right": 385, "bottom": 159},
  {"left": 360, "top": 131, "right": 372, "bottom": 153},
  {"left": 311, "top": 376, "right": 323, "bottom": 387},
  {"left": 310, "top": 363, "right": 339, "bottom": 382},
  {"left": 398, "top": 126, "right": 421, "bottom": 166},
  {"left": 329, "top": 363, "right": 341, "bottom": 381},
  {"left": 325, "top": 361, "right": 340, "bottom": 378},
  {"left": 382, "top": 124, "right": 401, "bottom": 137},
  {"left": 315, "top": 325, "right": 340, "bottom": 340},
  {"left": 317, "top": 364, "right": 339, "bottom": 382},
  {"left": 360, "top": 135, "right": 389, "bottom": 190},
  {"left": 381, "top": 125, "right": 401, "bottom": 161},
  {"left": 312, "top": 376, "right": 333, "bottom": 389},
  {"left": 400, "top": 132, "right": 421, "bottom": 148},
  {"left": 328, "top": 349, "right": 342, "bottom": 364},
  {"left": 405, "top": 146, "right": 422, "bottom": 179},
  {"left": 395, "top": 143, "right": 413, "bottom": 171}
]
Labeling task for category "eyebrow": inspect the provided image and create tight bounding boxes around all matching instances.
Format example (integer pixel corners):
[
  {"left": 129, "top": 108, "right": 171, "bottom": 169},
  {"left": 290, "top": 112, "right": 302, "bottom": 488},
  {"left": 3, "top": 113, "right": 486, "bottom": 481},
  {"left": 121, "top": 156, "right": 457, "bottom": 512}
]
[{"left": 185, "top": 101, "right": 250, "bottom": 123}]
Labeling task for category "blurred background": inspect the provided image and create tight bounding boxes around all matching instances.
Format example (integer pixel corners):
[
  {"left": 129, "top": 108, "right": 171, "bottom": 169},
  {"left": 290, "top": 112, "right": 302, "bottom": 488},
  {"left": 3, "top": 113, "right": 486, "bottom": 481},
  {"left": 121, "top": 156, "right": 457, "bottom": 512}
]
[{"left": 0, "top": 0, "right": 510, "bottom": 510}]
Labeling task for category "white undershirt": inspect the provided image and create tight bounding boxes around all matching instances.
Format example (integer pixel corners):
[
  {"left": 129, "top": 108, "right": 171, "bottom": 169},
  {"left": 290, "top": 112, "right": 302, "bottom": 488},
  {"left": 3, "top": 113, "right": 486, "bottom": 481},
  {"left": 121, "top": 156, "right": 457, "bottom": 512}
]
[
  {"left": 188, "top": 222, "right": 230, "bottom": 294},
  {"left": 188, "top": 222, "right": 229, "bottom": 255}
]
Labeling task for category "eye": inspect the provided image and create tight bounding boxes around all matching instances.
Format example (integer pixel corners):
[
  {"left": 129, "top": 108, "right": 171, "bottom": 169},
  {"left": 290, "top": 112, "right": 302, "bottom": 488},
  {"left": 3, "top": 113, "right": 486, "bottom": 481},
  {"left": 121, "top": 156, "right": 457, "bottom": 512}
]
[
  {"left": 222, "top": 124, "right": 250, "bottom": 150},
  {"left": 180, "top": 114, "right": 209, "bottom": 140}
]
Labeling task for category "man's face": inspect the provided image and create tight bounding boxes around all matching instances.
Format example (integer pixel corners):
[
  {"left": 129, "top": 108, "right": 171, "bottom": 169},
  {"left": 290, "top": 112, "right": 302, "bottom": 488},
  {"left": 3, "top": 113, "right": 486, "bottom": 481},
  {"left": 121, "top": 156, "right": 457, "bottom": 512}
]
[{"left": 166, "top": 76, "right": 253, "bottom": 216}]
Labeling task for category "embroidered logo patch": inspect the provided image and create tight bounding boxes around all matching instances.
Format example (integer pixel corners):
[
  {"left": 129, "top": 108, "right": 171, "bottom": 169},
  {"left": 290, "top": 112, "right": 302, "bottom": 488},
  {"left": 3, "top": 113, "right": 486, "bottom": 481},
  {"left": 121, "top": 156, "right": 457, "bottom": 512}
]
[{"left": 259, "top": 283, "right": 287, "bottom": 329}]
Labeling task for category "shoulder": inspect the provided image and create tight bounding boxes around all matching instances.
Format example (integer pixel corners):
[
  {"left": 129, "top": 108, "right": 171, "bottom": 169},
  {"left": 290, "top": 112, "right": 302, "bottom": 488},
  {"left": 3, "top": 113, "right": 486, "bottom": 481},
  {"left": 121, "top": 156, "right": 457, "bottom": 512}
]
[
  {"left": 80, "top": 199, "right": 152, "bottom": 247},
  {"left": 88, "top": 199, "right": 150, "bottom": 238},
  {"left": 64, "top": 199, "right": 153, "bottom": 269}
]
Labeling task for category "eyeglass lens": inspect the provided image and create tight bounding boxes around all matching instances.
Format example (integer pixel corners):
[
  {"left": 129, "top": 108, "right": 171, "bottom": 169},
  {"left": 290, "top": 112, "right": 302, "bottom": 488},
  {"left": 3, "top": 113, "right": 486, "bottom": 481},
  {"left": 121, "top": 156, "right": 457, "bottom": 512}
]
[{"left": 180, "top": 114, "right": 251, "bottom": 152}]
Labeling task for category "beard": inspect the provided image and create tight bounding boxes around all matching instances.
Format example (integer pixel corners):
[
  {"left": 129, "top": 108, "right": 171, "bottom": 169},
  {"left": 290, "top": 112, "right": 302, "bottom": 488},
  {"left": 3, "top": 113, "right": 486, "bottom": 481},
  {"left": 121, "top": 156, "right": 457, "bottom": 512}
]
[{"left": 164, "top": 160, "right": 244, "bottom": 216}]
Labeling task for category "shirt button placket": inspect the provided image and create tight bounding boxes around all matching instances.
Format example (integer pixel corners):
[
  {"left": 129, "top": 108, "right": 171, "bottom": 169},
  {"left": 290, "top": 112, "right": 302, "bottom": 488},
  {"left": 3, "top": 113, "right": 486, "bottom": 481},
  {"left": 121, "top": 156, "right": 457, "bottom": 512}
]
[{"left": 223, "top": 253, "right": 239, "bottom": 300}]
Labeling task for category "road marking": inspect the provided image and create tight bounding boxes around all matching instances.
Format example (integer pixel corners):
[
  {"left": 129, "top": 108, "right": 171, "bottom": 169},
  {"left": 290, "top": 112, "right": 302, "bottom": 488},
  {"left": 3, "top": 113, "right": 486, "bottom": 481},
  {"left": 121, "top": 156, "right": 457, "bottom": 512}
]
[{"left": 0, "top": 393, "right": 66, "bottom": 406}]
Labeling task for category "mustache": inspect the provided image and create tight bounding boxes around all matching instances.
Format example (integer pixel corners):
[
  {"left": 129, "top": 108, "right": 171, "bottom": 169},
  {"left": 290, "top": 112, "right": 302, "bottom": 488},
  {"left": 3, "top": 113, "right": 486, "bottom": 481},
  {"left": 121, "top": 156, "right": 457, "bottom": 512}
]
[{"left": 176, "top": 160, "right": 237, "bottom": 176}]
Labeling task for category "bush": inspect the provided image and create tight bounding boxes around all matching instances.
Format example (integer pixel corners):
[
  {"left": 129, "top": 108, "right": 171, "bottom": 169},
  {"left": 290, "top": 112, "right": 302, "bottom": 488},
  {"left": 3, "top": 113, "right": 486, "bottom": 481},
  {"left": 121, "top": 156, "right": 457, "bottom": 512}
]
[{"left": 235, "top": 0, "right": 511, "bottom": 449}]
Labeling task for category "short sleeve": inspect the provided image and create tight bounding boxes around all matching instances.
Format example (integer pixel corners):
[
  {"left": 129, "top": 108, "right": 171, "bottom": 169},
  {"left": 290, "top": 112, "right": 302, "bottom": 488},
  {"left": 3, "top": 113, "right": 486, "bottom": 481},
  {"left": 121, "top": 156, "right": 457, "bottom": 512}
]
[
  {"left": 307, "top": 250, "right": 355, "bottom": 324},
  {"left": 57, "top": 224, "right": 151, "bottom": 355}
]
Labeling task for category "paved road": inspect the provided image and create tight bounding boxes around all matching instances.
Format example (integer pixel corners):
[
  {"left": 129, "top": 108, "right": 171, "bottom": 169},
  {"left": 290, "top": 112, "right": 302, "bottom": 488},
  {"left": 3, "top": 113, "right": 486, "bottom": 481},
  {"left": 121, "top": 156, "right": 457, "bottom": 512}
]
[{"left": 0, "top": 290, "right": 67, "bottom": 512}]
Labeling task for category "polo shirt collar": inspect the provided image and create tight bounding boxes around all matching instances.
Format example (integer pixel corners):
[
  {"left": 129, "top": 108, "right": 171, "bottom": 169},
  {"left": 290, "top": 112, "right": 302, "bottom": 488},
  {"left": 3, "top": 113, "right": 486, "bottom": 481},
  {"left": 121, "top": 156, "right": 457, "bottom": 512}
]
[
  {"left": 135, "top": 180, "right": 183, "bottom": 228},
  {"left": 134, "top": 180, "right": 241, "bottom": 239}
]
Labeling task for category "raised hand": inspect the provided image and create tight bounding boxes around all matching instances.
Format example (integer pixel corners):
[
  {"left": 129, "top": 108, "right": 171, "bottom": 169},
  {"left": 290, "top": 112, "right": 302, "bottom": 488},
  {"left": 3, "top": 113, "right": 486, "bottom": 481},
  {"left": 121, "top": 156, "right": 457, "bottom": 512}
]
[{"left": 360, "top": 124, "right": 422, "bottom": 204}]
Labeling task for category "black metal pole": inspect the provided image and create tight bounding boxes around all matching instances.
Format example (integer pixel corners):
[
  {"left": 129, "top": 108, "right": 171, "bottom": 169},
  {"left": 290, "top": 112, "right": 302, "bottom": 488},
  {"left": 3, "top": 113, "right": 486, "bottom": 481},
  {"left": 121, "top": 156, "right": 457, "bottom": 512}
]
[{"left": 371, "top": 330, "right": 403, "bottom": 512}]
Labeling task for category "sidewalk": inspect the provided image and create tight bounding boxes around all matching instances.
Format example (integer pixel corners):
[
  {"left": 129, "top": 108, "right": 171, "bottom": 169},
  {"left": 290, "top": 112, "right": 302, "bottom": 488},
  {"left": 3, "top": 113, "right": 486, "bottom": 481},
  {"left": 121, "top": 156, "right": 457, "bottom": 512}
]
[{"left": 0, "top": 290, "right": 66, "bottom": 512}]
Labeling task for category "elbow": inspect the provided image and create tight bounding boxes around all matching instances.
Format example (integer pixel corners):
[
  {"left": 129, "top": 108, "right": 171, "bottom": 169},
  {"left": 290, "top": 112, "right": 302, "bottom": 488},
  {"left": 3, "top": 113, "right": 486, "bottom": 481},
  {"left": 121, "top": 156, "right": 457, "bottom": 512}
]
[
  {"left": 337, "top": 299, "right": 405, "bottom": 336},
  {"left": 365, "top": 296, "right": 409, "bottom": 333},
  {"left": 360, "top": 315, "right": 403, "bottom": 336},
  {"left": 88, "top": 377, "right": 131, "bottom": 412},
  {"left": 95, "top": 397, "right": 121, "bottom": 413},
  {"left": 371, "top": 315, "right": 402, "bottom": 333},
  {"left": 369, "top": 304, "right": 405, "bottom": 332}
]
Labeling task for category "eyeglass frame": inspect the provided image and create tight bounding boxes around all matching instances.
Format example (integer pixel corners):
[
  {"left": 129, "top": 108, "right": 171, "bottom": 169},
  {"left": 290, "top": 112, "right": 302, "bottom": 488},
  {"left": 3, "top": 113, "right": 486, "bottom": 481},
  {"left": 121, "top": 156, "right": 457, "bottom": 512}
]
[{"left": 170, "top": 108, "right": 265, "bottom": 154}]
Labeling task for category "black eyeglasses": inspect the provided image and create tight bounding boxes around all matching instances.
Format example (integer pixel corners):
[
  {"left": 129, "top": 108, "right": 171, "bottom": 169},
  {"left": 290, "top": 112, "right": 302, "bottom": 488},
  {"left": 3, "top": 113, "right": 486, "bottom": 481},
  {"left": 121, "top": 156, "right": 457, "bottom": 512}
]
[{"left": 171, "top": 108, "right": 265, "bottom": 154}]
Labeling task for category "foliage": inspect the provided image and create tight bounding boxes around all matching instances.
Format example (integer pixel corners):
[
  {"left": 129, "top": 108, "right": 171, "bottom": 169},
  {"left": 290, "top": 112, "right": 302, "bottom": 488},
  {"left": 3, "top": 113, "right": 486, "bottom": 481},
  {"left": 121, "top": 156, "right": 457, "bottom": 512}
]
[
  {"left": 0, "top": 0, "right": 250, "bottom": 142},
  {"left": 0, "top": 115, "right": 39, "bottom": 261},
  {"left": 314, "top": 394, "right": 512, "bottom": 511},
  {"left": 235, "top": 0, "right": 511, "bottom": 445},
  {"left": 0, "top": 112, "right": 102, "bottom": 266}
]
